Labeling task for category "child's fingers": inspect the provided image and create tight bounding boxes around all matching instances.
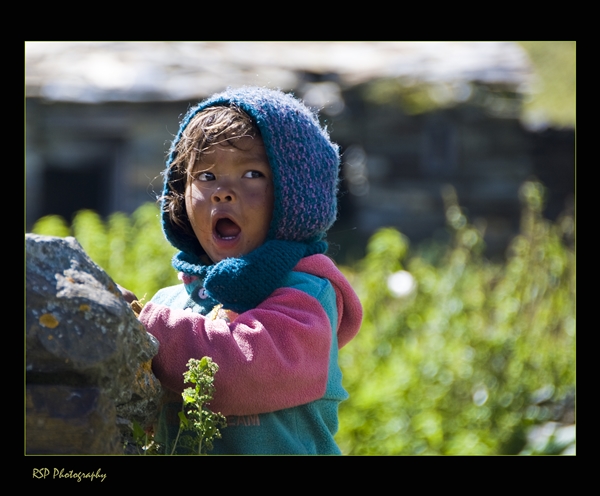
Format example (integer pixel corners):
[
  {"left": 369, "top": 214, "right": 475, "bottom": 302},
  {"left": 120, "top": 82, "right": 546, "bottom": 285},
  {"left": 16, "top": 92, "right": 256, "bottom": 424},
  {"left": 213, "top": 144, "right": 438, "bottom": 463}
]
[{"left": 117, "top": 284, "right": 138, "bottom": 304}]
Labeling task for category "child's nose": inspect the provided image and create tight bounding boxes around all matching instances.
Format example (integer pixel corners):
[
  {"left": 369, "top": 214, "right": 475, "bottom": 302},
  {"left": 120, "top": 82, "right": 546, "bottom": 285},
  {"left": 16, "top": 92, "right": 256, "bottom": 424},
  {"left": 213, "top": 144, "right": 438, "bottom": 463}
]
[{"left": 211, "top": 186, "right": 235, "bottom": 203}]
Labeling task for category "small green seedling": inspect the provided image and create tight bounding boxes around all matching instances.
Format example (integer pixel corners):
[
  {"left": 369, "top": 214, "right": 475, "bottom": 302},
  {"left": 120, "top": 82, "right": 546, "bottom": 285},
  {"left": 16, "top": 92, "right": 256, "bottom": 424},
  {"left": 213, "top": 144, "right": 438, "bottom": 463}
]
[
  {"left": 171, "top": 357, "right": 227, "bottom": 455},
  {"left": 127, "top": 356, "right": 226, "bottom": 455}
]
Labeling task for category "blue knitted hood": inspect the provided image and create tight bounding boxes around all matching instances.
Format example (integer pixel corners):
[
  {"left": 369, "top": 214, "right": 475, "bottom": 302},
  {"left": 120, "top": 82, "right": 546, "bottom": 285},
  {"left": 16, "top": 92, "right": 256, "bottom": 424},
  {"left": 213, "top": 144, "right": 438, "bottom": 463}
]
[{"left": 161, "top": 86, "right": 341, "bottom": 312}]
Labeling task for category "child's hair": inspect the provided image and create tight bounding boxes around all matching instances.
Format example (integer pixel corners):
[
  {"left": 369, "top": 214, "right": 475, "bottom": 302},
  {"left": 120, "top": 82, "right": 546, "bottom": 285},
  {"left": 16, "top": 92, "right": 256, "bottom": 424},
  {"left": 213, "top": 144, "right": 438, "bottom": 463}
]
[{"left": 162, "top": 104, "right": 262, "bottom": 238}]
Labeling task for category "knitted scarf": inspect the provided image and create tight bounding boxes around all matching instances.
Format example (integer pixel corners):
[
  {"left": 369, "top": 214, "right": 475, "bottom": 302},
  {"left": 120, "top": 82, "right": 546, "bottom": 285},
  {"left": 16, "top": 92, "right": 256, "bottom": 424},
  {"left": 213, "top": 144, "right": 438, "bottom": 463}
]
[{"left": 172, "top": 239, "right": 328, "bottom": 314}]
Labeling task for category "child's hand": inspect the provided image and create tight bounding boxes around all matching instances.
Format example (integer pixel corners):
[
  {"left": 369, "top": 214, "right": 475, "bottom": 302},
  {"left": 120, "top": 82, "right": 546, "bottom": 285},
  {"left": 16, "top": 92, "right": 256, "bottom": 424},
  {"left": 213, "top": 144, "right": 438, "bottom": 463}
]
[
  {"left": 117, "top": 284, "right": 147, "bottom": 318},
  {"left": 117, "top": 284, "right": 138, "bottom": 304}
]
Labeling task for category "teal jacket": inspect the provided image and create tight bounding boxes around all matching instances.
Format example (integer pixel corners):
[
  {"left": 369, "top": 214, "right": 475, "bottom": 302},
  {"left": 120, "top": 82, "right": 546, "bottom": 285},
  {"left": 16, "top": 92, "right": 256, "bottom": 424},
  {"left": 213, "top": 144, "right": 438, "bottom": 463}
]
[{"left": 139, "top": 255, "right": 362, "bottom": 455}]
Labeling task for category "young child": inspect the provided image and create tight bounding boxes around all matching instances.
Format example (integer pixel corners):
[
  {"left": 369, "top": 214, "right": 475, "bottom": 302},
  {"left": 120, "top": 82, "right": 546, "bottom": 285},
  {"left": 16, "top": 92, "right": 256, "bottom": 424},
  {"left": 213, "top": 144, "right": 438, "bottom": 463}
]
[{"left": 137, "top": 86, "right": 362, "bottom": 455}]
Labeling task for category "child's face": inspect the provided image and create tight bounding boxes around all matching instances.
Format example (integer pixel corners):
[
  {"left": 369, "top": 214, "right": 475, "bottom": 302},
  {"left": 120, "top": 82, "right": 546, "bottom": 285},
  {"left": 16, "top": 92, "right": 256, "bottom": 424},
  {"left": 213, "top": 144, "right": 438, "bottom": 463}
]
[{"left": 185, "top": 136, "right": 274, "bottom": 263}]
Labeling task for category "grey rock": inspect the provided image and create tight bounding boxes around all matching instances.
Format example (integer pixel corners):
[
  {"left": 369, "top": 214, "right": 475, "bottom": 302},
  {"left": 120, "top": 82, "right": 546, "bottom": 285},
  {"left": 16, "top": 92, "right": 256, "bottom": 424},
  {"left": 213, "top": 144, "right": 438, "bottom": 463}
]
[
  {"left": 26, "top": 384, "right": 121, "bottom": 454},
  {"left": 26, "top": 234, "right": 162, "bottom": 454}
]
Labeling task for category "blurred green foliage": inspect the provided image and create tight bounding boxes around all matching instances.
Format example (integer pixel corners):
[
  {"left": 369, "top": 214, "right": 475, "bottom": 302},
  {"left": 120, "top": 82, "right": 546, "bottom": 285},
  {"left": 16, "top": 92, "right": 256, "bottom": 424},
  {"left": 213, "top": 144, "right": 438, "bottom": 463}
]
[
  {"left": 30, "top": 181, "right": 575, "bottom": 455},
  {"left": 336, "top": 181, "right": 575, "bottom": 455},
  {"left": 31, "top": 202, "right": 178, "bottom": 300}
]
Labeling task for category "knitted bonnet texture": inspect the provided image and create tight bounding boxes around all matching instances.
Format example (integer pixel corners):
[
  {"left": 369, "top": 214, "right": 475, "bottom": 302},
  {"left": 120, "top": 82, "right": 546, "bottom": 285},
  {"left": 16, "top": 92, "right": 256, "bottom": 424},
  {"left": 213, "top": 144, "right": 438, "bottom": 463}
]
[{"left": 162, "top": 86, "right": 341, "bottom": 313}]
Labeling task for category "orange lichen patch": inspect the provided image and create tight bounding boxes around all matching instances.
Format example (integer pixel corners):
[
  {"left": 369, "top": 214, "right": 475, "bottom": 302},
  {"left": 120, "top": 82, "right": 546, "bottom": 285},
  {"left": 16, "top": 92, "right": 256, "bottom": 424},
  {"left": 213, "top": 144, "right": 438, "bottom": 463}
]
[
  {"left": 138, "top": 360, "right": 153, "bottom": 375},
  {"left": 134, "top": 360, "right": 159, "bottom": 391},
  {"left": 79, "top": 304, "right": 91, "bottom": 312},
  {"left": 108, "top": 282, "right": 121, "bottom": 297},
  {"left": 39, "top": 313, "right": 59, "bottom": 329},
  {"left": 66, "top": 276, "right": 76, "bottom": 283}
]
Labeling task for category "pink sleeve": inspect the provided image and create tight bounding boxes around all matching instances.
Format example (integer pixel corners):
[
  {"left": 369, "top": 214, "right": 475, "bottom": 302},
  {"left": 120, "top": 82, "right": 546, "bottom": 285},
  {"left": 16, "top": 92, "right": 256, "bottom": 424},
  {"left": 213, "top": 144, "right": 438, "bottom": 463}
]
[{"left": 138, "top": 287, "right": 332, "bottom": 416}]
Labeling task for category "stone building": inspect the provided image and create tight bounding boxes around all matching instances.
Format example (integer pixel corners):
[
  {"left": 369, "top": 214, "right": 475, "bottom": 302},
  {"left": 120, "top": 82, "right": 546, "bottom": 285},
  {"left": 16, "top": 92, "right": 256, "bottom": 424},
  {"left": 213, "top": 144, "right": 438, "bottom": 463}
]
[{"left": 25, "top": 42, "right": 574, "bottom": 261}]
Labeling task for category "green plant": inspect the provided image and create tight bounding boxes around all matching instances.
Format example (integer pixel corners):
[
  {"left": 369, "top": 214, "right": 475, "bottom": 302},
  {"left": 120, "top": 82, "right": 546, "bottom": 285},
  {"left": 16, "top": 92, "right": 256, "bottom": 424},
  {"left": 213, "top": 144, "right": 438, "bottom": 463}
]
[
  {"left": 128, "top": 419, "right": 161, "bottom": 455},
  {"left": 126, "top": 357, "right": 226, "bottom": 455},
  {"left": 171, "top": 357, "right": 227, "bottom": 455},
  {"left": 336, "top": 180, "right": 575, "bottom": 455}
]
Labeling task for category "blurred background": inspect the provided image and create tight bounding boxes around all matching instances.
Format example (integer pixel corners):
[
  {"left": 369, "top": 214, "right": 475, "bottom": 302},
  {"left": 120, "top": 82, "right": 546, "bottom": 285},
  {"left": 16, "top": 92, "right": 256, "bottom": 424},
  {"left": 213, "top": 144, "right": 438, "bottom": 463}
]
[
  {"left": 26, "top": 42, "right": 575, "bottom": 455},
  {"left": 25, "top": 41, "right": 574, "bottom": 262}
]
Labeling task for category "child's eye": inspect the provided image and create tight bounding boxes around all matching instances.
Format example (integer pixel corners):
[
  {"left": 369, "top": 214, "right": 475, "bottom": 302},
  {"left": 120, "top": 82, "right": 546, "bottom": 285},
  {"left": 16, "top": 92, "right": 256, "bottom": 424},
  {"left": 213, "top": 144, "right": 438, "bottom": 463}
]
[
  {"left": 243, "top": 170, "right": 264, "bottom": 179},
  {"left": 196, "top": 171, "right": 215, "bottom": 181}
]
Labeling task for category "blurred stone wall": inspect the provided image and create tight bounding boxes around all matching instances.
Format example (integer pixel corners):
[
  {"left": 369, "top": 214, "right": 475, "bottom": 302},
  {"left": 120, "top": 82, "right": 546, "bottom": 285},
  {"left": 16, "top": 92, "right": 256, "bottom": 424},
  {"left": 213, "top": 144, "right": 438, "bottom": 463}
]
[
  {"left": 328, "top": 85, "right": 574, "bottom": 261},
  {"left": 26, "top": 88, "right": 574, "bottom": 262}
]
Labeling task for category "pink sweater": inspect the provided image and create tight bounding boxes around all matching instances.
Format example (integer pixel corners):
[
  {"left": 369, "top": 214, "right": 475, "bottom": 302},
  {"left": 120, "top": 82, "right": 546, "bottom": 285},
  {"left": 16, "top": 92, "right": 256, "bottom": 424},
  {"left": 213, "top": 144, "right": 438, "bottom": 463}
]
[{"left": 138, "top": 255, "right": 362, "bottom": 417}]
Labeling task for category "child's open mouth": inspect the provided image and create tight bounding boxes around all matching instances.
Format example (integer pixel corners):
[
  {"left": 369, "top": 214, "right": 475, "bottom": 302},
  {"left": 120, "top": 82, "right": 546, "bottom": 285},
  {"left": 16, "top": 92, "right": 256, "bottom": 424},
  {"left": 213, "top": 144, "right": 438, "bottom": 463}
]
[{"left": 215, "top": 217, "right": 241, "bottom": 240}]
